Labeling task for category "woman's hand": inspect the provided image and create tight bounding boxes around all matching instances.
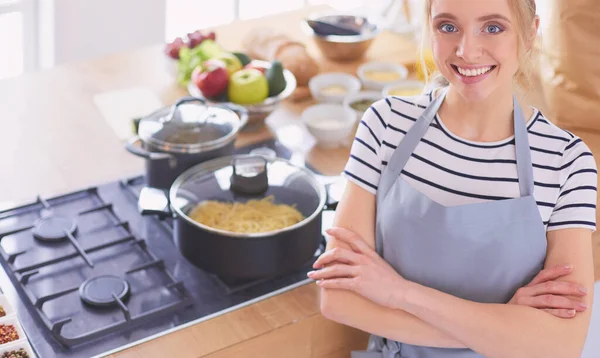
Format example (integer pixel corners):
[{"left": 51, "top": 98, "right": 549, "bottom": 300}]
[
  {"left": 509, "top": 264, "right": 588, "bottom": 318},
  {"left": 308, "top": 227, "right": 408, "bottom": 310}
]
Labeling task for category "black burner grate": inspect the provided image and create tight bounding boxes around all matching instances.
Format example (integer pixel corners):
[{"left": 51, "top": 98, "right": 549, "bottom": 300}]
[{"left": 0, "top": 188, "right": 191, "bottom": 348}]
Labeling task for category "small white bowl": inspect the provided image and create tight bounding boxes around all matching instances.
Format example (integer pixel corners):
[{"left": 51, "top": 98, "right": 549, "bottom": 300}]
[
  {"left": 301, "top": 103, "right": 357, "bottom": 148},
  {"left": 343, "top": 91, "right": 383, "bottom": 121},
  {"left": 357, "top": 62, "right": 409, "bottom": 90},
  {"left": 0, "top": 339, "right": 36, "bottom": 358},
  {"left": 382, "top": 80, "right": 426, "bottom": 98},
  {"left": 308, "top": 73, "right": 362, "bottom": 104}
]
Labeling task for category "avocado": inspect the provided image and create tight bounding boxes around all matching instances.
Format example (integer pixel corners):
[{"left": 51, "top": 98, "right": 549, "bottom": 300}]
[
  {"left": 266, "top": 61, "right": 287, "bottom": 97},
  {"left": 232, "top": 52, "right": 251, "bottom": 67}
]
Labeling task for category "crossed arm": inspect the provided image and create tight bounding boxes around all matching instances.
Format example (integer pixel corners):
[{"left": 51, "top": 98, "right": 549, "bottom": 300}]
[{"left": 317, "top": 182, "right": 594, "bottom": 358}]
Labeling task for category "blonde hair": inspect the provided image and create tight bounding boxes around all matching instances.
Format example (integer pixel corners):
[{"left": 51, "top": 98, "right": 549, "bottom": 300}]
[{"left": 419, "top": 0, "right": 538, "bottom": 90}]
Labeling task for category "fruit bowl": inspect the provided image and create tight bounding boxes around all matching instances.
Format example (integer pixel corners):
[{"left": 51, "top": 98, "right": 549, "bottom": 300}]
[{"left": 187, "top": 60, "right": 297, "bottom": 131}]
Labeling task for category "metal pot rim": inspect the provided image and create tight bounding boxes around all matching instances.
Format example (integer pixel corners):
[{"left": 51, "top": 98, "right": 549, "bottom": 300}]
[
  {"left": 168, "top": 155, "right": 328, "bottom": 238},
  {"left": 139, "top": 100, "right": 248, "bottom": 154},
  {"left": 143, "top": 131, "right": 239, "bottom": 154}
]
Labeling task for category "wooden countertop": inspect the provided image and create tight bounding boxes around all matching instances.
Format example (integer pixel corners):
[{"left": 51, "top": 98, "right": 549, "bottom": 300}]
[{"left": 0, "top": 5, "right": 599, "bottom": 358}]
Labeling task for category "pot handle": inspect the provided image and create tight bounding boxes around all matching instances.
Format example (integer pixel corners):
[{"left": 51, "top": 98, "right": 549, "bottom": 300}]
[
  {"left": 125, "top": 136, "right": 177, "bottom": 168},
  {"left": 324, "top": 201, "right": 338, "bottom": 211},
  {"left": 168, "top": 96, "right": 249, "bottom": 129},
  {"left": 165, "top": 96, "right": 207, "bottom": 122},
  {"left": 317, "top": 174, "right": 344, "bottom": 212},
  {"left": 138, "top": 187, "right": 172, "bottom": 219}
]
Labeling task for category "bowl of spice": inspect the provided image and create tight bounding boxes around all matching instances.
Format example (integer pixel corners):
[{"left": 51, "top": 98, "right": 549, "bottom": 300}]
[
  {"left": 0, "top": 340, "right": 36, "bottom": 358},
  {"left": 382, "top": 80, "right": 426, "bottom": 98},
  {"left": 357, "top": 62, "right": 409, "bottom": 90},
  {"left": 0, "top": 317, "right": 24, "bottom": 347},
  {"left": 301, "top": 103, "right": 357, "bottom": 148},
  {"left": 308, "top": 72, "right": 361, "bottom": 104},
  {"left": 0, "top": 296, "right": 15, "bottom": 319},
  {"left": 343, "top": 91, "right": 383, "bottom": 122}
]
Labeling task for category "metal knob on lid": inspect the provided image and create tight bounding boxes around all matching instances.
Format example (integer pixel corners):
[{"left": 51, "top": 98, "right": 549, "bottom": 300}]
[{"left": 230, "top": 156, "right": 269, "bottom": 195}]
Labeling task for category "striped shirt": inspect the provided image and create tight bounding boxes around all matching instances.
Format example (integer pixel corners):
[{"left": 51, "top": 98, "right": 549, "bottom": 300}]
[{"left": 343, "top": 92, "right": 598, "bottom": 232}]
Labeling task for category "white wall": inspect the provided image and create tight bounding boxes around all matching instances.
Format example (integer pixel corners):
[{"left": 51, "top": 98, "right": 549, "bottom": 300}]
[{"left": 40, "top": 0, "right": 166, "bottom": 67}]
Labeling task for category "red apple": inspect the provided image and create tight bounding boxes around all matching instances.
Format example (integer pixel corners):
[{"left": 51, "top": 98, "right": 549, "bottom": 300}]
[
  {"left": 192, "top": 64, "right": 229, "bottom": 98},
  {"left": 243, "top": 61, "right": 266, "bottom": 74},
  {"left": 164, "top": 37, "right": 186, "bottom": 59}
]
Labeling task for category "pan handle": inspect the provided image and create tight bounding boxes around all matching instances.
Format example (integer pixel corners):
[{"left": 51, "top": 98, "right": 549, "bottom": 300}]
[
  {"left": 138, "top": 187, "right": 172, "bottom": 219},
  {"left": 316, "top": 174, "right": 344, "bottom": 211},
  {"left": 324, "top": 201, "right": 338, "bottom": 211},
  {"left": 125, "top": 136, "right": 177, "bottom": 168}
]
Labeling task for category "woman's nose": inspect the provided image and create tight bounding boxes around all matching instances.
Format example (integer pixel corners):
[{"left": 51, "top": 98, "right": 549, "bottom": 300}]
[{"left": 456, "top": 31, "right": 483, "bottom": 62}]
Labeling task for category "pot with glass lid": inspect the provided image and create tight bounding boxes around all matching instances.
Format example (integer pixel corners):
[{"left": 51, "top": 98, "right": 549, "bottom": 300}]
[
  {"left": 140, "top": 154, "right": 338, "bottom": 279},
  {"left": 125, "top": 97, "right": 248, "bottom": 189}
]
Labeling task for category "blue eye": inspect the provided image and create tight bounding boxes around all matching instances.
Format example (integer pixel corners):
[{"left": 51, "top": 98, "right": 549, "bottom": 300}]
[
  {"left": 486, "top": 24, "right": 503, "bottom": 34},
  {"left": 440, "top": 23, "right": 457, "bottom": 33}
]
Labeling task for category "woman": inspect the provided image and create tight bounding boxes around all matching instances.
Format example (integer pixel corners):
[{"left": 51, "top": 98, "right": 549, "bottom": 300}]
[{"left": 307, "top": 0, "right": 597, "bottom": 357}]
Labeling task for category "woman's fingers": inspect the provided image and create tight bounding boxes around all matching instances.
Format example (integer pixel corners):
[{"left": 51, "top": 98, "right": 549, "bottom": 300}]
[
  {"left": 526, "top": 280, "right": 588, "bottom": 297},
  {"left": 518, "top": 294, "right": 588, "bottom": 312},
  {"left": 542, "top": 308, "right": 577, "bottom": 319},
  {"left": 313, "top": 247, "right": 364, "bottom": 269},
  {"left": 315, "top": 278, "right": 356, "bottom": 291},
  {"left": 308, "top": 264, "right": 357, "bottom": 280},
  {"left": 527, "top": 264, "right": 573, "bottom": 287}
]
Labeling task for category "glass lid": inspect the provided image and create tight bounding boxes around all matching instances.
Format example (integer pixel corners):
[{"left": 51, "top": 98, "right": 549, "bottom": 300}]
[
  {"left": 138, "top": 97, "right": 243, "bottom": 153},
  {"left": 169, "top": 155, "right": 326, "bottom": 237}
]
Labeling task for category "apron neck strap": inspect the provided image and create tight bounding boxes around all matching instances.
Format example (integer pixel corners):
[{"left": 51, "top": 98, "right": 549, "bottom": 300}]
[
  {"left": 513, "top": 96, "right": 535, "bottom": 197},
  {"left": 377, "top": 88, "right": 447, "bottom": 206}
]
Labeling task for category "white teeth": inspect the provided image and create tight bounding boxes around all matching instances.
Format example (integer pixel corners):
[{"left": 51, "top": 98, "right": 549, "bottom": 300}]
[{"left": 457, "top": 66, "right": 492, "bottom": 77}]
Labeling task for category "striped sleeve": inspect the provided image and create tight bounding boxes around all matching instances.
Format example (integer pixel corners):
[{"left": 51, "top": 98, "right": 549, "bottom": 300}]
[
  {"left": 547, "top": 137, "right": 598, "bottom": 232},
  {"left": 342, "top": 99, "right": 389, "bottom": 195}
]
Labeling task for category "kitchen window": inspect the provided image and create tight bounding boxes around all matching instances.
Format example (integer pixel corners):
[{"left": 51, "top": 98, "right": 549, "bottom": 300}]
[
  {"left": 165, "top": 0, "right": 313, "bottom": 42},
  {"left": 0, "top": 0, "right": 37, "bottom": 80}
]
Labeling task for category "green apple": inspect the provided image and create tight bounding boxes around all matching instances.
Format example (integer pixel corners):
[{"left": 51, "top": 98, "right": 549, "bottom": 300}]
[
  {"left": 212, "top": 52, "right": 243, "bottom": 76},
  {"left": 228, "top": 69, "right": 269, "bottom": 105}
]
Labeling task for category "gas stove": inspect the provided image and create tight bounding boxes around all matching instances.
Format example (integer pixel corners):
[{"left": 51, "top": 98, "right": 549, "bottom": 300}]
[{"left": 0, "top": 140, "right": 329, "bottom": 358}]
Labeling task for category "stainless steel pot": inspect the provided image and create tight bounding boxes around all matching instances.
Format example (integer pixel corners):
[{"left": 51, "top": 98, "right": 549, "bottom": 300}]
[{"left": 125, "top": 97, "right": 248, "bottom": 189}]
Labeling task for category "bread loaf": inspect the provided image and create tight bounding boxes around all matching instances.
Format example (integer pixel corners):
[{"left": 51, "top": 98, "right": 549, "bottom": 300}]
[{"left": 243, "top": 28, "right": 319, "bottom": 88}]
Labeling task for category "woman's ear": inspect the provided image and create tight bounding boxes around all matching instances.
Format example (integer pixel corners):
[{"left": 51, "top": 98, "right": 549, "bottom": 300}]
[{"left": 528, "top": 15, "right": 540, "bottom": 52}]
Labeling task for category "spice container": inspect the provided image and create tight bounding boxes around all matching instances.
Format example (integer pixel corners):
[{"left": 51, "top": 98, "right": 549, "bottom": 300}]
[
  {"left": 0, "top": 340, "right": 36, "bottom": 358},
  {"left": 0, "top": 296, "right": 16, "bottom": 319},
  {"left": 0, "top": 317, "right": 25, "bottom": 347},
  {"left": 301, "top": 103, "right": 357, "bottom": 148},
  {"left": 308, "top": 72, "right": 361, "bottom": 104}
]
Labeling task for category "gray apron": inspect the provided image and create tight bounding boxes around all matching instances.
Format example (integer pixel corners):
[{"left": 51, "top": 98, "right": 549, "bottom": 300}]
[{"left": 352, "top": 88, "right": 547, "bottom": 358}]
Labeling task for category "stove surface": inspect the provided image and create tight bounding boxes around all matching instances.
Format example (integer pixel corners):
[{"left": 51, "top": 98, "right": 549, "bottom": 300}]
[{"left": 0, "top": 140, "right": 330, "bottom": 358}]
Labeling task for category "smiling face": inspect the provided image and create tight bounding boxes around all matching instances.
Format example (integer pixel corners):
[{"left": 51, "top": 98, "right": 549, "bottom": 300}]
[{"left": 429, "top": 0, "right": 526, "bottom": 101}]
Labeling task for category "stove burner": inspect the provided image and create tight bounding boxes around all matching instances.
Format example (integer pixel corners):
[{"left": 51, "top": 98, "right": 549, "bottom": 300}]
[
  {"left": 32, "top": 215, "right": 77, "bottom": 242},
  {"left": 79, "top": 275, "right": 130, "bottom": 308}
]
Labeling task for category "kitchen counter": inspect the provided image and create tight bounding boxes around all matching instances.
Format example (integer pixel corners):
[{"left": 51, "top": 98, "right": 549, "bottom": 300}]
[{"left": 0, "top": 5, "right": 599, "bottom": 358}]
